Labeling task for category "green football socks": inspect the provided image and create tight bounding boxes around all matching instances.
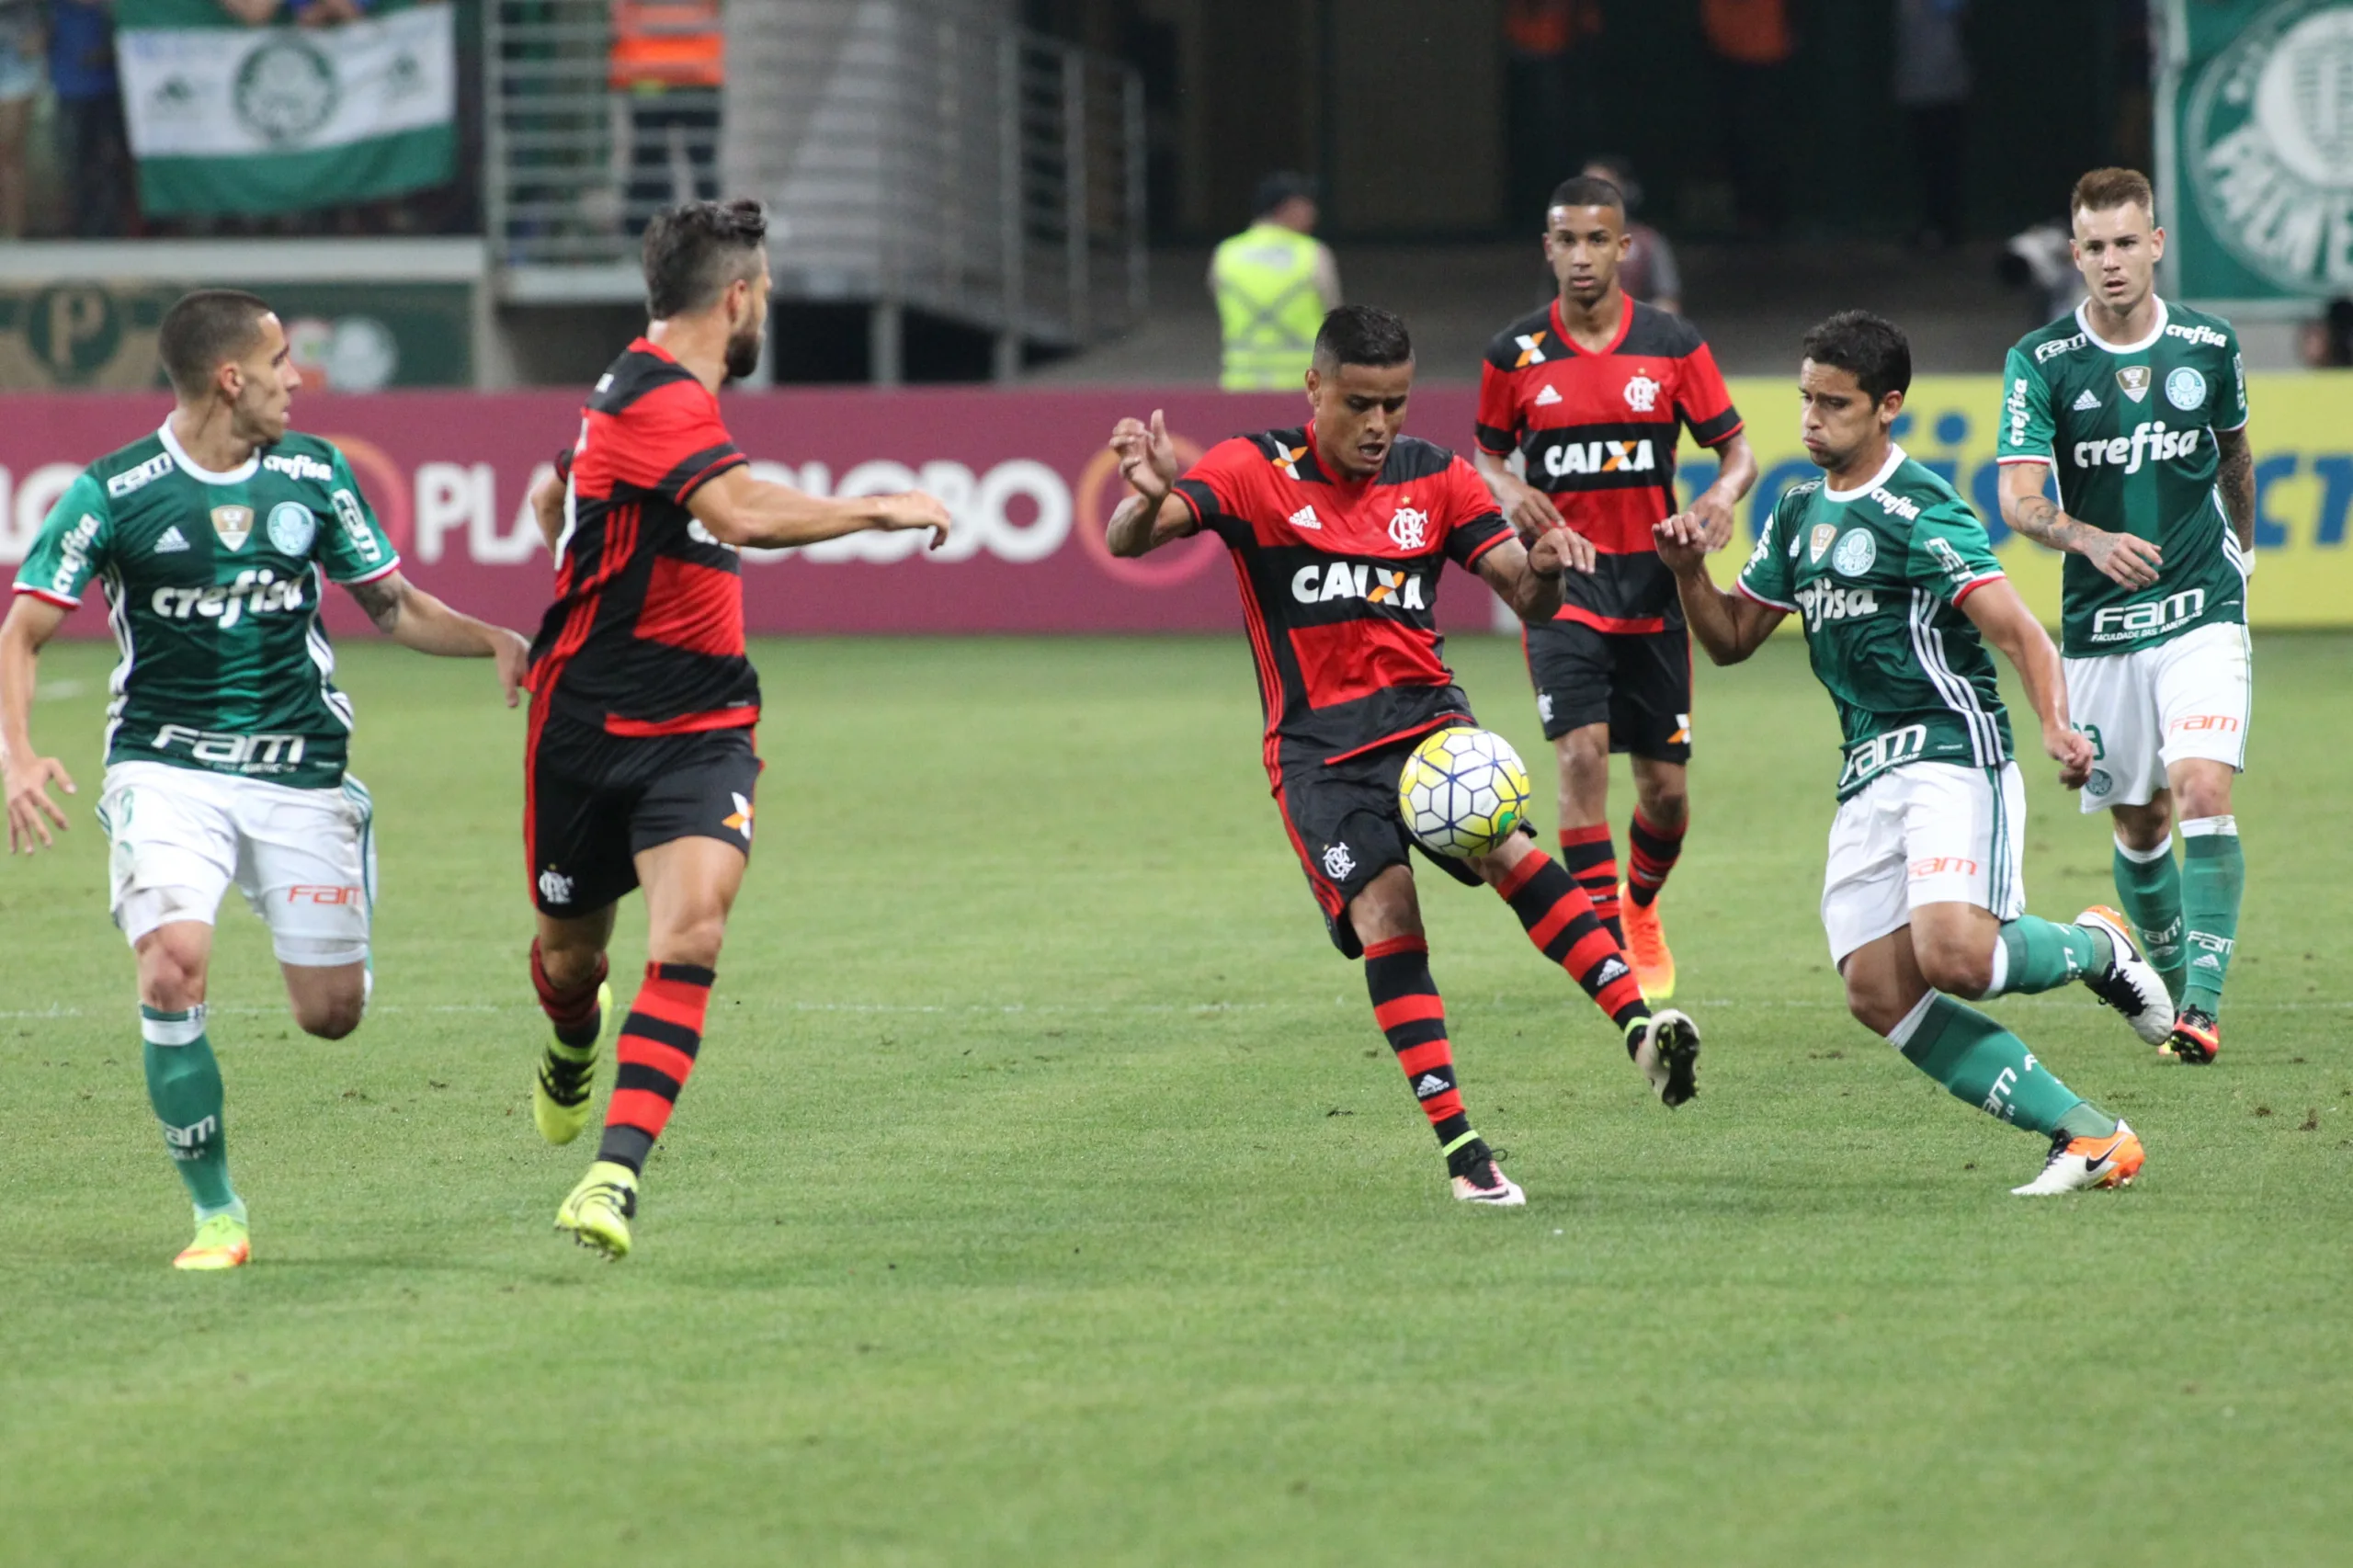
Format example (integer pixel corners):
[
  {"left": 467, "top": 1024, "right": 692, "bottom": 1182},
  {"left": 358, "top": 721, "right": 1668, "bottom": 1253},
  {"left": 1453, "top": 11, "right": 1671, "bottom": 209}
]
[
  {"left": 2179, "top": 816, "right": 2245, "bottom": 1016},
  {"left": 2112, "top": 833, "right": 2188, "bottom": 1003},
  {"left": 1884, "top": 993, "right": 2110, "bottom": 1139},
  {"left": 1983, "top": 916, "right": 2112, "bottom": 998},
  {"left": 142, "top": 1005, "right": 242, "bottom": 1219}
]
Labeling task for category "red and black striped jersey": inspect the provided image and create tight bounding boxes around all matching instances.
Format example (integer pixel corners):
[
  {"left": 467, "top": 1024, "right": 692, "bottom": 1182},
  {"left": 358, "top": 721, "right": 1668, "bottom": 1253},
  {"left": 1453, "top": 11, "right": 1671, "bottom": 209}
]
[
  {"left": 1476, "top": 300, "right": 1742, "bottom": 633},
  {"left": 529, "top": 338, "right": 756, "bottom": 736},
  {"left": 1173, "top": 427, "right": 1511, "bottom": 775}
]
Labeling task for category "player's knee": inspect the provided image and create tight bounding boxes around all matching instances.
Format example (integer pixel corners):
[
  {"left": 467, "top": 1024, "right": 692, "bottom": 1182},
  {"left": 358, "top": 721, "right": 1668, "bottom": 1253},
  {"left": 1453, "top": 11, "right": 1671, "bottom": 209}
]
[
  {"left": 538, "top": 938, "right": 605, "bottom": 993},
  {"left": 652, "top": 914, "right": 727, "bottom": 970},
  {"left": 1635, "top": 780, "right": 1688, "bottom": 829},
  {"left": 136, "top": 931, "right": 210, "bottom": 1010},
  {"left": 1915, "top": 939, "right": 1993, "bottom": 1001},
  {"left": 1840, "top": 962, "right": 1911, "bottom": 1035},
  {"left": 2175, "top": 776, "right": 2234, "bottom": 822}
]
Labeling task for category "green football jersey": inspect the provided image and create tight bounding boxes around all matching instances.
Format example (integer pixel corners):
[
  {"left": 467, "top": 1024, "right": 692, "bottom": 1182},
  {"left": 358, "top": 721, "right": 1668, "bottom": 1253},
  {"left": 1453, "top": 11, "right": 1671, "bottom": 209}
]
[
  {"left": 11, "top": 425, "right": 400, "bottom": 790},
  {"left": 1738, "top": 446, "right": 2015, "bottom": 801},
  {"left": 1998, "top": 299, "right": 2249, "bottom": 657}
]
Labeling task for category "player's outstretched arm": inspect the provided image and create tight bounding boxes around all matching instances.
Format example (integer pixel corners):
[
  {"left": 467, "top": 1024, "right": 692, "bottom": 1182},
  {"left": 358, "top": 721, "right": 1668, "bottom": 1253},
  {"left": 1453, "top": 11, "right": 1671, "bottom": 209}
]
[
  {"left": 344, "top": 573, "right": 533, "bottom": 709},
  {"left": 1105, "top": 409, "right": 1199, "bottom": 557},
  {"left": 2213, "top": 425, "right": 2256, "bottom": 561},
  {"left": 0, "top": 595, "right": 77, "bottom": 852},
  {"left": 688, "top": 467, "right": 952, "bottom": 552},
  {"left": 1654, "top": 515, "right": 1781, "bottom": 665},
  {"left": 1961, "top": 577, "right": 2095, "bottom": 789},
  {"left": 1996, "top": 460, "right": 2161, "bottom": 589}
]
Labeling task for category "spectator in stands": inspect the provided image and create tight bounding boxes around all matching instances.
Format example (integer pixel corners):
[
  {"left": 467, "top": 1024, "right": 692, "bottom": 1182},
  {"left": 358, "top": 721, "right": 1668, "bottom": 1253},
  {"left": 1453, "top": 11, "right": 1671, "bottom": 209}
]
[
  {"left": 0, "top": 0, "right": 40, "bottom": 238},
  {"left": 611, "top": 0, "right": 722, "bottom": 235},
  {"left": 1700, "top": 0, "right": 1792, "bottom": 236},
  {"left": 1582, "top": 155, "right": 1681, "bottom": 315},
  {"left": 1893, "top": 0, "right": 1972, "bottom": 251},
  {"left": 1504, "top": 0, "right": 1602, "bottom": 227},
  {"left": 1209, "top": 172, "right": 1341, "bottom": 392},
  {"left": 47, "top": 0, "right": 130, "bottom": 237},
  {"left": 2302, "top": 298, "right": 2353, "bottom": 369}
]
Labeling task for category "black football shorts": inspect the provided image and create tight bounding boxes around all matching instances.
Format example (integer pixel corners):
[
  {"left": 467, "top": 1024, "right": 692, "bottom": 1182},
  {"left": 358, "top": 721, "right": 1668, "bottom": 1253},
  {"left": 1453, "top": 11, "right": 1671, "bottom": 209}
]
[
  {"left": 1275, "top": 733, "right": 1516, "bottom": 960},
  {"left": 526, "top": 712, "right": 763, "bottom": 916},
  {"left": 1523, "top": 619, "right": 1693, "bottom": 761}
]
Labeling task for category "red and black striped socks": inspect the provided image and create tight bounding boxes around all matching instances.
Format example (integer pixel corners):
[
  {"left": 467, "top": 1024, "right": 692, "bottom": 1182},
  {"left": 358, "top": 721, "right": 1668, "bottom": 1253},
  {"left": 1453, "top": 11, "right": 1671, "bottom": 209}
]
[
  {"left": 1363, "top": 936, "right": 1473, "bottom": 1152},
  {"left": 1557, "top": 824, "right": 1623, "bottom": 943},
  {"left": 597, "top": 961, "right": 715, "bottom": 1174},
  {"left": 1494, "top": 849, "right": 1650, "bottom": 1033},
  {"left": 1626, "top": 810, "right": 1686, "bottom": 911},
  {"left": 529, "top": 937, "right": 607, "bottom": 1051}
]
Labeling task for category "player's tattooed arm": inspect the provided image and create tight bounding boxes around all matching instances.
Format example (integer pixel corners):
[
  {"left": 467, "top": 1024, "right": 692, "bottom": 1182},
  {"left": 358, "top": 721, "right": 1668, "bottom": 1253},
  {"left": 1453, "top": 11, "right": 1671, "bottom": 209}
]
[
  {"left": 1652, "top": 515, "right": 1782, "bottom": 665},
  {"left": 0, "top": 595, "right": 77, "bottom": 853},
  {"left": 1996, "top": 460, "right": 2162, "bottom": 588},
  {"left": 2213, "top": 425, "right": 2256, "bottom": 558},
  {"left": 344, "top": 573, "right": 532, "bottom": 708}
]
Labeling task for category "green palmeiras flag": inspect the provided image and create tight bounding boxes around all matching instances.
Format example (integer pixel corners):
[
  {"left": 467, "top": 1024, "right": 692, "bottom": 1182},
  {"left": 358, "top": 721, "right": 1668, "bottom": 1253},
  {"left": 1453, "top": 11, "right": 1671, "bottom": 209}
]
[{"left": 118, "top": 0, "right": 456, "bottom": 216}]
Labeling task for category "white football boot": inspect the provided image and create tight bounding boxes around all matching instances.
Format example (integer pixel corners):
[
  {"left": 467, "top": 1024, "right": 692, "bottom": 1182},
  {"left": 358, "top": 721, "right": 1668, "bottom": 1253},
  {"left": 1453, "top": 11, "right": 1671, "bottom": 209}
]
[
  {"left": 2012, "top": 1119, "right": 2145, "bottom": 1196},
  {"left": 2075, "top": 906, "right": 2174, "bottom": 1046}
]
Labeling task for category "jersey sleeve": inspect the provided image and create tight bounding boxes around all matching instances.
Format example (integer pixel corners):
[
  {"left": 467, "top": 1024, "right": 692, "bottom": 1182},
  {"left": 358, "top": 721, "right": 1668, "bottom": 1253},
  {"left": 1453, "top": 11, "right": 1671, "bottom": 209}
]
[
  {"left": 1733, "top": 494, "right": 1799, "bottom": 611},
  {"left": 1672, "top": 341, "right": 1744, "bottom": 448},
  {"left": 1997, "top": 345, "right": 2057, "bottom": 464},
  {"left": 1474, "top": 358, "right": 1522, "bottom": 457},
  {"left": 10, "top": 472, "right": 113, "bottom": 608},
  {"left": 1908, "top": 502, "right": 2006, "bottom": 608},
  {"left": 1171, "top": 437, "right": 1264, "bottom": 546},
  {"left": 2220, "top": 328, "right": 2249, "bottom": 433},
  {"left": 608, "top": 379, "right": 750, "bottom": 505},
  {"left": 1440, "top": 456, "right": 1512, "bottom": 570},
  {"left": 320, "top": 449, "right": 402, "bottom": 585}
]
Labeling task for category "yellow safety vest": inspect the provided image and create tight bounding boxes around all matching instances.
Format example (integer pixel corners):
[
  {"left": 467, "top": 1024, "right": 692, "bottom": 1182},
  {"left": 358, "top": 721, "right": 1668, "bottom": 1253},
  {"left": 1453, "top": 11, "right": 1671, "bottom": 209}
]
[{"left": 1211, "top": 223, "right": 1325, "bottom": 392}]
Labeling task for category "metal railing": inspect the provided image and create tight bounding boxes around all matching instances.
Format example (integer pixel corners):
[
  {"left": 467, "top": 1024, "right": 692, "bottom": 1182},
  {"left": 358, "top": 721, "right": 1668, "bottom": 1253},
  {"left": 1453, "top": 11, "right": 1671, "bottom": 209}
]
[{"left": 485, "top": 0, "right": 1145, "bottom": 363}]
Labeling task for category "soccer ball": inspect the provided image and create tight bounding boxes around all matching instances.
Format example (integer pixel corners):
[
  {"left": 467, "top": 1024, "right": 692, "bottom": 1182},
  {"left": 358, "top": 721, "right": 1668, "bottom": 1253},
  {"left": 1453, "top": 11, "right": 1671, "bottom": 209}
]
[{"left": 1399, "top": 726, "right": 1532, "bottom": 858}]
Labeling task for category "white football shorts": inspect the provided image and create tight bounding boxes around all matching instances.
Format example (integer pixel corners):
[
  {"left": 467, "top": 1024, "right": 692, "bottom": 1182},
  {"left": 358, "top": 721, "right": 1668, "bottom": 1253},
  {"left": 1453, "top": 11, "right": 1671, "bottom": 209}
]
[
  {"left": 2065, "top": 619, "right": 2251, "bottom": 812},
  {"left": 97, "top": 760, "right": 376, "bottom": 966},
  {"left": 1822, "top": 759, "right": 2027, "bottom": 965}
]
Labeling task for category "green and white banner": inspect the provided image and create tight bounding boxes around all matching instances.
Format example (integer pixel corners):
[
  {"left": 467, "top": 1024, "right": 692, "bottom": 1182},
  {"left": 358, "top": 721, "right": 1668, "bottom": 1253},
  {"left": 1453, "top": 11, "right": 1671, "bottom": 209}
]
[
  {"left": 118, "top": 0, "right": 456, "bottom": 217},
  {"left": 2159, "top": 0, "right": 2353, "bottom": 310}
]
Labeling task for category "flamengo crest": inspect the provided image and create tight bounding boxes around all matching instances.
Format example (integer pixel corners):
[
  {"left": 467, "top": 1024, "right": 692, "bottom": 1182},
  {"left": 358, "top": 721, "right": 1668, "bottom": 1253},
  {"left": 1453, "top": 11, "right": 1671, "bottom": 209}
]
[
  {"left": 1389, "top": 505, "right": 1429, "bottom": 551},
  {"left": 1623, "top": 371, "right": 1662, "bottom": 413}
]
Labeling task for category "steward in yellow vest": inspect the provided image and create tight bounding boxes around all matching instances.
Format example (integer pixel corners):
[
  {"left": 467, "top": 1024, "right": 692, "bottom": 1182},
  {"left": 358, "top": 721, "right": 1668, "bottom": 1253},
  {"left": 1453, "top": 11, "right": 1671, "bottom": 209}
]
[{"left": 1210, "top": 174, "right": 1342, "bottom": 391}]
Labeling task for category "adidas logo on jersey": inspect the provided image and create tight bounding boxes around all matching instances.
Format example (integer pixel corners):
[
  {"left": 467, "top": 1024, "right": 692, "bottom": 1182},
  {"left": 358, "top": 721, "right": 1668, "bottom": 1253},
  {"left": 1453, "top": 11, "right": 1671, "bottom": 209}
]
[
  {"left": 2073, "top": 388, "right": 2101, "bottom": 411},
  {"left": 1288, "top": 505, "right": 1323, "bottom": 530},
  {"left": 1534, "top": 384, "right": 1563, "bottom": 406},
  {"left": 154, "top": 526, "right": 190, "bottom": 553}
]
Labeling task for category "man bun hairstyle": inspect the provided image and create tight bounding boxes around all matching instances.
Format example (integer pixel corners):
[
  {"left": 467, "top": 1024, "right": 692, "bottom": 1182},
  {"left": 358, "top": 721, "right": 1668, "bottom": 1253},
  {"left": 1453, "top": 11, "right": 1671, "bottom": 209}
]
[
  {"left": 1547, "top": 174, "right": 1625, "bottom": 217},
  {"left": 1802, "top": 310, "right": 1913, "bottom": 404},
  {"left": 642, "top": 198, "right": 770, "bottom": 320},
  {"left": 158, "top": 289, "right": 273, "bottom": 399},
  {"left": 2072, "top": 166, "right": 2155, "bottom": 222},
  {"left": 1312, "top": 304, "right": 1414, "bottom": 371}
]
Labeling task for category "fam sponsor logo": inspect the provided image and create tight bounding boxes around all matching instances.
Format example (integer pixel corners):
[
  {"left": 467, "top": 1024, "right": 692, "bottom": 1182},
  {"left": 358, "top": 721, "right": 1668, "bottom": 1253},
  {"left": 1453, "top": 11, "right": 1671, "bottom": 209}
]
[
  {"left": 287, "top": 884, "right": 362, "bottom": 905},
  {"left": 2090, "top": 588, "right": 2207, "bottom": 642},
  {"left": 1838, "top": 722, "right": 1929, "bottom": 790},
  {"left": 1908, "top": 855, "right": 1981, "bottom": 878},
  {"left": 149, "top": 724, "right": 310, "bottom": 770},
  {"left": 2169, "top": 712, "right": 2242, "bottom": 733},
  {"left": 2072, "top": 421, "right": 2202, "bottom": 474},
  {"left": 1291, "top": 560, "right": 1427, "bottom": 609},
  {"left": 107, "top": 452, "right": 173, "bottom": 498},
  {"left": 2033, "top": 334, "right": 2088, "bottom": 364}
]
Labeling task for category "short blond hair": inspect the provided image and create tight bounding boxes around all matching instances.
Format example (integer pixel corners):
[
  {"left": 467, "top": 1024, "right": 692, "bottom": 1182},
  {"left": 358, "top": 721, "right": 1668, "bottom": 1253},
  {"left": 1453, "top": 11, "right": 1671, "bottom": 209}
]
[{"left": 2072, "top": 167, "right": 2155, "bottom": 222}]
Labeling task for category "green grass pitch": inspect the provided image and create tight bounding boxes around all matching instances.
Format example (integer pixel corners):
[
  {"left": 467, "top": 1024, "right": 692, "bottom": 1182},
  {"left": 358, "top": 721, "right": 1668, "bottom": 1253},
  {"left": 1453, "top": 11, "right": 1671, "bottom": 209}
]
[{"left": 4, "top": 630, "right": 2348, "bottom": 1565}]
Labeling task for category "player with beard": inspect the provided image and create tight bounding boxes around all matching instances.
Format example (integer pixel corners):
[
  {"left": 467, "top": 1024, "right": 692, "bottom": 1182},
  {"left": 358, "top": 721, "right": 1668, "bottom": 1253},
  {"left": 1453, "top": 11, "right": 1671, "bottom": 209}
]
[
  {"left": 1473, "top": 175, "right": 1757, "bottom": 1002},
  {"left": 1108, "top": 305, "right": 1702, "bottom": 1208},
  {"left": 520, "top": 200, "right": 953, "bottom": 1257}
]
